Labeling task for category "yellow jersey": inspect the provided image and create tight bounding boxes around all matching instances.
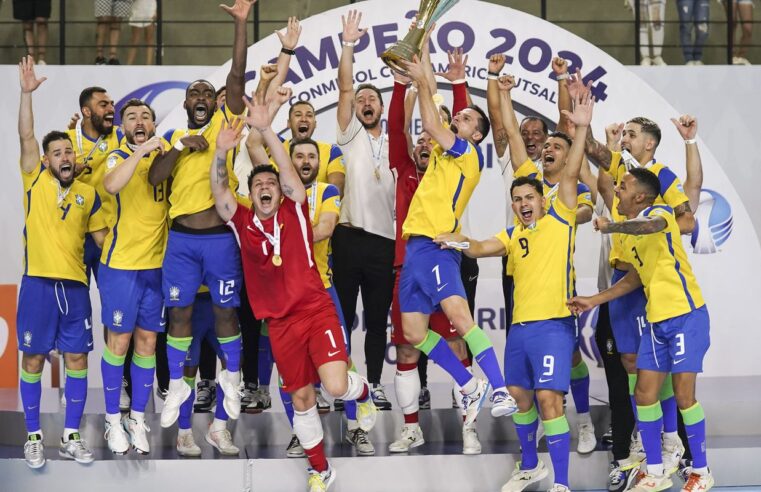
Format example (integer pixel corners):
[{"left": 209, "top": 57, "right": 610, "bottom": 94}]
[
  {"left": 22, "top": 162, "right": 107, "bottom": 284},
  {"left": 500, "top": 198, "right": 577, "bottom": 324},
  {"left": 607, "top": 152, "right": 688, "bottom": 267},
  {"left": 402, "top": 137, "right": 483, "bottom": 239},
  {"left": 622, "top": 205, "right": 705, "bottom": 323},
  {"left": 162, "top": 105, "right": 240, "bottom": 219},
  {"left": 275, "top": 138, "right": 345, "bottom": 184},
  {"left": 100, "top": 141, "right": 171, "bottom": 270},
  {"left": 68, "top": 126, "right": 124, "bottom": 220},
  {"left": 306, "top": 182, "right": 341, "bottom": 288}
]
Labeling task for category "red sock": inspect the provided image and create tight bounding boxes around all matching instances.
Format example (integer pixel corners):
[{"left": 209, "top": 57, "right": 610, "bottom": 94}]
[
  {"left": 358, "top": 383, "right": 369, "bottom": 402},
  {"left": 305, "top": 440, "right": 329, "bottom": 472},
  {"left": 397, "top": 362, "right": 417, "bottom": 371},
  {"left": 404, "top": 411, "right": 419, "bottom": 424}
]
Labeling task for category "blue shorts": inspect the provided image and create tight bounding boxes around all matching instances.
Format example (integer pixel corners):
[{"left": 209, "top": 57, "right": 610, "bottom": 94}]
[
  {"left": 637, "top": 305, "right": 710, "bottom": 374},
  {"left": 505, "top": 317, "right": 575, "bottom": 392},
  {"left": 399, "top": 236, "right": 466, "bottom": 314},
  {"left": 99, "top": 265, "right": 165, "bottom": 333},
  {"left": 162, "top": 228, "right": 242, "bottom": 308},
  {"left": 327, "top": 284, "right": 350, "bottom": 354},
  {"left": 17, "top": 276, "right": 94, "bottom": 354},
  {"left": 609, "top": 268, "right": 648, "bottom": 355},
  {"left": 186, "top": 294, "right": 222, "bottom": 367},
  {"left": 84, "top": 234, "right": 102, "bottom": 285}
]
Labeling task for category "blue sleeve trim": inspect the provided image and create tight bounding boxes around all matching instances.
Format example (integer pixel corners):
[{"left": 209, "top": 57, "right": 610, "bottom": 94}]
[
  {"left": 548, "top": 204, "right": 570, "bottom": 226},
  {"left": 656, "top": 166, "right": 678, "bottom": 196},
  {"left": 112, "top": 149, "right": 130, "bottom": 160},
  {"left": 644, "top": 204, "right": 673, "bottom": 216},
  {"left": 322, "top": 184, "right": 340, "bottom": 201},
  {"left": 475, "top": 145, "right": 485, "bottom": 171},
  {"left": 162, "top": 129, "right": 176, "bottom": 142},
  {"left": 90, "top": 192, "right": 102, "bottom": 216},
  {"left": 445, "top": 137, "right": 469, "bottom": 158},
  {"left": 577, "top": 182, "right": 590, "bottom": 194},
  {"left": 329, "top": 144, "right": 343, "bottom": 162},
  {"left": 506, "top": 226, "right": 515, "bottom": 238}
]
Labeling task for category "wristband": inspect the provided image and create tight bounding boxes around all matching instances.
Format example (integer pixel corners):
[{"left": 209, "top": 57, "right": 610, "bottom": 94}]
[
  {"left": 684, "top": 138, "right": 697, "bottom": 145},
  {"left": 280, "top": 47, "right": 296, "bottom": 56},
  {"left": 488, "top": 71, "right": 500, "bottom": 77},
  {"left": 556, "top": 72, "right": 570, "bottom": 80},
  {"left": 450, "top": 78, "right": 466, "bottom": 85},
  {"left": 342, "top": 41, "right": 356, "bottom": 47},
  {"left": 487, "top": 74, "right": 499, "bottom": 81},
  {"left": 173, "top": 140, "right": 186, "bottom": 151}
]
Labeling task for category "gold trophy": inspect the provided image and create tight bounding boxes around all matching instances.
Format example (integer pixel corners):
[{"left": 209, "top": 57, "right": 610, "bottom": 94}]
[{"left": 381, "top": 0, "right": 460, "bottom": 75}]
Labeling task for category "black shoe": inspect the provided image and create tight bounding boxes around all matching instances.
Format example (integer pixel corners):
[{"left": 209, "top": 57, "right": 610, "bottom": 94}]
[
  {"left": 601, "top": 424, "right": 614, "bottom": 446},
  {"left": 418, "top": 387, "right": 431, "bottom": 410},
  {"left": 370, "top": 384, "right": 392, "bottom": 411},
  {"left": 156, "top": 386, "right": 168, "bottom": 401},
  {"left": 193, "top": 379, "right": 216, "bottom": 413},
  {"left": 108, "top": 57, "right": 120, "bottom": 65},
  {"left": 95, "top": 56, "right": 107, "bottom": 65},
  {"left": 608, "top": 460, "right": 638, "bottom": 492},
  {"left": 333, "top": 398, "right": 344, "bottom": 411}
]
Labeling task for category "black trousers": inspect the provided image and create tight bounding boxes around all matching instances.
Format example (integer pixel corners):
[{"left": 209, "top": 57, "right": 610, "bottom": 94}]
[
  {"left": 238, "top": 279, "right": 261, "bottom": 384},
  {"left": 332, "top": 226, "right": 395, "bottom": 385},
  {"left": 501, "top": 257, "right": 514, "bottom": 333}
]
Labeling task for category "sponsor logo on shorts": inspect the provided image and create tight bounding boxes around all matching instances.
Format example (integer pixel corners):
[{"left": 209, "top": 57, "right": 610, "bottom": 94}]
[
  {"left": 538, "top": 377, "right": 553, "bottom": 383},
  {"left": 220, "top": 297, "right": 233, "bottom": 304},
  {"left": 468, "top": 275, "right": 478, "bottom": 282},
  {"left": 87, "top": 341, "right": 94, "bottom": 348},
  {"left": 169, "top": 286, "right": 180, "bottom": 302},
  {"left": 23, "top": 331, "right": 32, "bottom": 347},
  {"left": 673, "top": 358, "right": 686, "bottom": 365},
  {"left": 328, "top": 350, "right": 341, "bottom": 357},
  {"left": 436, "top": 283, "right": 449, "bottom": 292},
  {"left": 113, "top": 310, "right": 124, "bottom": 327}
]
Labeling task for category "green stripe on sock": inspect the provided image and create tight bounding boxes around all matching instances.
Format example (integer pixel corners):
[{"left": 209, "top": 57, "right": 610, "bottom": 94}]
[
  {"left": 543, "top": 415, "right": 570, "bottom": 436},
  {"left": 183, "top": 376, "right": 195, "bottom": 388},
  {"left": 20, "top": 369, "right": 42, "bottom": 383},
  {"left": 513, "top": 405, "right": 538, "bottom": 425},
  {"left": 260, "top": 321, "right": 269, "bottom": 336},
  {"left": 571, "top": 360, "right": 589, "bottom": 380},
  {"left": 103, "top": 347, "right": 126, "bottom": 366},
  {"left": 628, "top": 373, "right": 637, "bottom": 395},
  {"left": 167, "top": 335, "right": 192, "bottom": 352},
  {"left": 348, "top": 358, "right": 357, "bottom": 373},
  {"left": 462, "top": 326, "right": 492, "bottom": 356},
  {"left": 414, "top": 330, "right": 441, "bottom": 355},
  {"left": 217, "top": 334, "right": 241, "bottom": 344},
  {"left": 132, "top": 352, "right": 156, "bottom": 369},
  {"left": 658, "top": 374, "right": 674, "bottom": 400},
  {"left": 637, "top": 402, "right": 663, "bottom": 422},
  {"left": 679, "top": 402, "right": 705, "bottom": 425},
  {"left": 65, "top": 368, "right": 88, "bottom": 379}
]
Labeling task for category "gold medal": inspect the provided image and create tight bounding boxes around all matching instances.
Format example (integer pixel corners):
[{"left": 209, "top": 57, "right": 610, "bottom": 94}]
[
  {"left": 374, "top": 168, "right": 381, "bottom": 181},
  {"left": 272, "top": 254, "right": 282, "bottom": 266}
]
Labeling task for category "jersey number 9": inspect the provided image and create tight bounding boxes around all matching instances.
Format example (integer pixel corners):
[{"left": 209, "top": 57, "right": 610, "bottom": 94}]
[{"left": 519, "top": 237, "right": 529, "bottom": 258}]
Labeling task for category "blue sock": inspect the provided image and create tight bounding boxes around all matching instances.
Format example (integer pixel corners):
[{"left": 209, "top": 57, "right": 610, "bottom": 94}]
[
  {"left": 215, "top": 385, "right": 229, "bottom": 421},
  {"left": 681, "top": 403, "right": 708, "bottom": 469},
  {"left": 101, "top": 347, "right": 126, "bottom": 415},
  {"left": 628, "top": 373, "right": 639, "bottom": 419},
  {"left": 218, "top": 334, "right": 241, "bottom": 373},
  {"left": 544, "top": 416, "right": 571, "bottom": 487},
  {"left": 20, "top": 370, "right": 42, "bottom": 432},
  {"left": 179, "top": 378, "right": 195, "bottom": 430},
  {"left": 130, "top": 353, "right": 155, "bottom": 413},
  {"left": 344, "top": 399, "right": 357, "bottom": 421},
  {"left": 280, "top": 387, "right": 294, "bottom": 427},
  {"left": 637, "top": 402, "right": 664, "bottom": 467},
  {"left": 463, "top": 326, "right": 506, "bottom": 390},
  {"left": 64, "top": 368, "right": 88, "bottom": 430},
  {"left": 167, "top": 336, "right": 192, "bottom": 380},
  {"left": 415, "top": 331, "right": 473, "bottom": 387},
  {"left": 258, "top": 331, "right": 273, "bottom": 387},
  {"left": 659, "top": 375, "right": 677, "bottom": 434},
  {"left": 513, "top": 405, "right": 539, "bottom": 470},
  {"left": 570, "top": 360, "right": 590, "bottom": 414}
]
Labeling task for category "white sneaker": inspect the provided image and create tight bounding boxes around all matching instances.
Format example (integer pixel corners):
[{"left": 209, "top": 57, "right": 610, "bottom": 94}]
[
  {"left": 119, "top": 378, "right": 131, "bottom": 412},
  {"left": 286, "top": 434, "right": 305, "bottom": 458},
  {"left": 461, "top": 378, "right": 490, "bottom": 426},
  {"left": 662, "top": 436, "right": 685, "bottom": 475},
  {"left": 176, "top": 431, "right": 202, "bottom": 457},
  {"left": 59, "top": 433, "right": 95, "bottom": 464},
  {"left": 652, "top": 56, "right": 667, "bottom": 66},
  {"left": 161, "top": 378, "right": 192, "bottom": 428},
  {"left": 205, "top": 426, "right": 239, "bottom": 455},
  {"left": 356, "top": 378, "right": 378, "bottom": 432},
  {"left": 694, "top": 60, "right": 704, "bottom": 66},
  {"left": 307, "top": 464, "right": 336, "bottom": 492},
  {"left": 547, "top": 485, "right": 571, "bottom": 492},
  {"left": 501, "top": 460, "right": 549, "bottom": 492},
  {"left": 216, "top": 370, "right": 241, "bottom": 420},
  {"left": 640, "top": 56, "right": 653, "bottom": 66},
  {"left": 577, "top": 422, "right": 597, "bottom": 454},
  {"left": 124, "top": 414, "right": 151, "bottom": 455},
  {"left": 681, "top": 471, "right": 714, "bottom": 491},
  {"left": 462, "top": 423, "right": 482, "bottom": 455},
  {"left": 630, "top": 433, "right": 646, "bottom": 463},
  {"left": 316, "top": 388, "right": 331, "bottom": 413},
  {"left": 388, "top": 424, "right": 425, "bottom": 453},
  {"left": 345, "top": 428, "right": 375, "bottom": 456},
  {"left": 631, "top": 472, "right": 673, "bottom": 491},
  {"left": 733, "top": 56, "right": 751, "bottom": 65},
  {"left": 491, "top": 389, "right": 518, "bottom": 417},
  {"left": 24, "top": 434, "right": 45, "bottom": 469},
  {"left": 105, "top": 418, "right": 129, "bottom": 454}
]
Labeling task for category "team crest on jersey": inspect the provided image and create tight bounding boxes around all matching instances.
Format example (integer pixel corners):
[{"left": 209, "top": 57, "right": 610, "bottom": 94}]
[
  {"left": 334, "top": 198, "right": 341, "bottom": 208},
  {"left": 98, "top": 141, "right": 109, "bottom": 152},
  {"left": 107, "top": 155, "right": 118, "bottom": 169},
  {"left": 112, "top": 310, "right": 124, "bottom": 327},
  {"left": 23, "top": 331, "right": 32, "bottom": 347},
  {"left": 75, "top": 194, "right": 85, "bottom": 206},
  {"left": 169, "top": 286, "right": 180, "bottom": 301}
]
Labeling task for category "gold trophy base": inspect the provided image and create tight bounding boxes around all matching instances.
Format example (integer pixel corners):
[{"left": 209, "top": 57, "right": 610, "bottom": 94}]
[{"left": 381, "top": 29, "right": 425, "bottom": 75}]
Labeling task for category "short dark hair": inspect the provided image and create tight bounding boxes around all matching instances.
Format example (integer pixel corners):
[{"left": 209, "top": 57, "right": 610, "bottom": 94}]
[
  {"left": 289, "top": 138, "right": 320, "bottom": 159},
  {"left": 79, "top": 86, "right": 107, "bottom": 109},
  {"left": 520, "top": 116, "right": 549, "bottom": 135},
  {"left": 510, "top": 176, "right": 544, "bottom": 196},
  {"left": 288, "top": 100, "right": 315, "bottom": 119},
  {"left": 355, "top": 84, "right": 384, "bottom": 106},
  {"left": 185, "top": 79, "right": 216, "bottom": 97},
  {"left": 547, "top": 131, "right": 573, "bottom": 147},
  {"left": 627, "top": 116, "right": 661, "bottom": 148},
  {"left": 119, "top": 98, "right": 156, "bottom": 121},
  {"left": 215, "top": 85, "right": 226, "bottom": 99},
  {"left": 629, "top": 167, "right": 661, "bottom": 202},
  {"left": 468, "top": 105, "right": 490, "bottom": 144},
  {"left": 42, "top": 131, "right": 72, "bottom": 153},
  {"left": 439, "top": 105, "right": 452, "bottom": 124},
  {"left": 247, "top": 164, "right": 280, "bottom": 189}
]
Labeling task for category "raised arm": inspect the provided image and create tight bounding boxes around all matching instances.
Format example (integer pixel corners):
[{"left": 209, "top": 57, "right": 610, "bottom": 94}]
[
  {"left": 337, "top": 10, "right": 368, "bottom": 133},
  {"left": 497, "top": 75, "right": 530, "bottom": 170},
  {"left": 104, "top": 136, "right": 164, "bottom": 194},
  {"left": 405, "top": 55, "right": 455, "bottom": 150},
  {"left": 486, "top": 54, "right": 508, "bottom": 158},
  {"left": 18, "top": 56, "right": 46, "bottom": 173},
  {"left": 255, "top": 64, "right": 279, "bottom": 107},
  {"left": 267, "top": 17, "right": 301, "bottom": 100},
  {"left": 566, "top": 70, "right": 613, "bottom": 171},
  {"left": 553, "top": 57, "right": 573, "bottom": 134},
  {"left": 211, "top": 118, "right": 245, "bottom": 222},
  {"left": 389, "top": 71, "right": 412, "bottom": 168},
  {"left": 220, "top": 0, "right": 255, "bottom": 115},
  {"left": 245, "top": 126, "right": 271, "bottom": 165},
  {"left": 558, "top": 86, "right": 594, "bottom": 210},
  {"left": 671, "top": 115, "right": 703, "bottom": 213},
  {"left": 436, "top": 48, "right": 469, "bottom": 114}
]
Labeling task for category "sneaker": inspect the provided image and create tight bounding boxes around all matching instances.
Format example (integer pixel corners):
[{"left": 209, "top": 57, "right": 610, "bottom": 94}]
[
  {"left": 316, "top": 387, "right": 331, "bottom": 414},
  {"left": 640, "top": 56, "right": 653, "bottom": 66},
  {"left": 333, "top": 399, "right": 345, "bottom": 411},
  {"left": 389, "top": 424, "right": 425, "bottom": 453},
  {"left": 462, "top": 378, "right": 489, "bottom": 426},
  {"left": 123, "top": 415, "right": 150, "bottom": 455},
  {"left": 491, "top": 389, "right": 518, "bottom": 417},
  {"left": 307, "top": 464, "right": 336, "bottom": 492},
  {"left": 107, "top": 57, "right": 120, "bottom": 65},
  {"left": 176, "top": 431, "right": 202, "bottom": 457},
  {"left": 609, "top": 460, "right": 639, "bottom": 492},
  {"left": 240, "top": 381, "right": 257, "bottom": 409},
  {"left": 681, "top": 472, "right": 714, "bottom": 491},
  {"left": 371, "top": 384, "right": 392, "bottom": 411},
  {"left": 677, "top": 459, "right": 693, "bottom": 482},
  {"left": 345, "top": 428, "right": 375, "bottom": 456},
  {"left": 462, "top": 423, "right": 482, "bottom": 455},
  {"left": 418, "top": 387, "right": 431, "bottom": 410},
  {"left": 662, "top": 436, "right": 685, "bottom": 475},
  {"left": 105, "top": 418, "right": 129, "bottom": 454},
  {"left": 694, "top": 60, "right": 704, "bottom": 66},
  {"left": 194, "top": 380, "right": 216, "bottom": 413},
  {"left": 119, "top": 378, "right": 131, "bottom": 412},
  {"left": 59, "top": 433, "right": 94, "bottom": 464},
  {"left": 216, "top": 369, "right": 241, "bottom": 420},
  {"left": 24, "top": 434, "right": 45, "bottom": 469},
  {"left": 548, "top": 485, "right": 571, "bottom": 492},
  {"left": 630, "top": 433, "right": 646, "bottom": 463},
  {"left": 95, "top": 56, "right": 107, "bottom": 65},
  {"left": 156, "top": 386, "right": 168, "bottom": 401},
  {"left": 286, "top": 434, "right": 305, "bottom": 458},
  {"left": 602, "top": 424, "right": 614, "bottom": 446},
  {"left": 160, "top": 378, "right": 192, "bottom": 428},
  {"left": 733, "top": 56, "right": 751, "bottom": 65},
  {"left": 617, "top": 454, "right": 644, "bottom": 472},
  {"left": 631, "top": 472, "right": 673, "bottom": 492},
  {"left": 652, "top": 56, "right": 667, "bottom": 66},
  {"left": 451, "top": 388, "right": 460, "bottom": 409},
  {"left": 501, "top": 460, "right": 549, "bottom": 492},
  {"left": 205, "top": 426, "right": 239, "bottom": 456},
  {"left": 577, "top": 422, "right": 597, "bottom": 454},
  {"left": 245, "top": 387, "right": 272, "bottom": 414},
  {"left": 356, "top": 389, "right": 378, "bottom": 432}
]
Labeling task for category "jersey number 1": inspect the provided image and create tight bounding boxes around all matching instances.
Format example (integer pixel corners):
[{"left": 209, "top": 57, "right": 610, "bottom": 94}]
[{"left": 632, "top": 246, "right": 644, "bottom": 267}]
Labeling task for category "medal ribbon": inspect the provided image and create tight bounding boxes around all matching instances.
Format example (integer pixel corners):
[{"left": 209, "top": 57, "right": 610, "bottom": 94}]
[{"left": 252, "top": 211, "right": 280, "bottom": 259}]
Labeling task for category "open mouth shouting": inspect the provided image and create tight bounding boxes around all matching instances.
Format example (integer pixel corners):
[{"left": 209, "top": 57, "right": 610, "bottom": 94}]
[
  {"left": 519, "top": 206, "right": 534, "bottom": 223},
  {"left": 104, "top": 113, "right": 115, "bottom": 127},
  {"left": 259, "top": 191, "right": 273, "bottom": 206},
  {"left": 133, "top": 126, "right": 147, "bottom": 143},
  {"left": 299, "top": 164, "right": 314, "bottom": 178},
  {"left": 296, "top": 124, "right": 310, "bottom": 138},
  {"left": 194, "top": 103, "right": 209, "bottom": 123},
  {"left": 58, "top": 161, "right": 74, "bottom": 182}
]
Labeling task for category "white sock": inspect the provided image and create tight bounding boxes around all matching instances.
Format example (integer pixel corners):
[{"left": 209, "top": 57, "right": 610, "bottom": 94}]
[
  {"left": 106, "top": 412, "right": 121, "bottom": 425},
  {"left": 663, "top": 431, "right": 679, "bottom": 442},
  {"left": 394, "top": 367, "right": 420, "bottom": 416},
  {"left": 27, "top": 430, "right": 43, "bottom": 438},
  {"left": 647, "top": 463, "right": 665, "bottom": 476},
  {"left": 293, "top": 405, "right": 323, "bottom": 450},
  {"left": 211, "top": 418, "right": 227, "bottom": 432},
  {"left": 63, "top": 427, "right": 78, "bottom": 441},
  {"left": 178, "top": 428, "right": 193, "bottom": 437},
  {"left": 338, "top": 371, "right": 366, "bottom": 401},
  {"left": 130, "top": 410, "right": 145, "bottom": 422},
  {"left": 693, "top": 466, "right": 708, "bottom": 476},
  {"left": 347, "top": 419, "right": 359, "bottom": 431},
  {"left": 453, "top": 366, "right": 473, "bottom": 416},
  {"left": 577, "top": 412, "right": 592, "bottom": 424}
]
